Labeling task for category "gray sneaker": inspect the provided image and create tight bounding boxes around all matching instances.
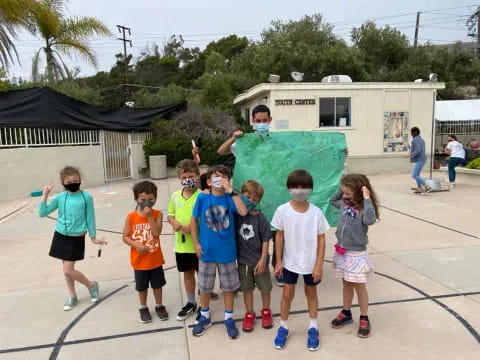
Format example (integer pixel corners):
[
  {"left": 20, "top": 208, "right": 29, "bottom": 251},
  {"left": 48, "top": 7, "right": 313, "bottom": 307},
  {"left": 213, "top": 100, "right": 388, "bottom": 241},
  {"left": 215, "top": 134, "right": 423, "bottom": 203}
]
[
  {"left": 63, "top": 296, "right": 78, "bottom": 311},
  {"left": 155, "top": 305, "right": 169, "bottom": 321},
  {"left": 89, "top": 281, "right": 100, "bottom": 303},
  {"left": 139, "top": 307, "right": 152, "bottom": 323}
]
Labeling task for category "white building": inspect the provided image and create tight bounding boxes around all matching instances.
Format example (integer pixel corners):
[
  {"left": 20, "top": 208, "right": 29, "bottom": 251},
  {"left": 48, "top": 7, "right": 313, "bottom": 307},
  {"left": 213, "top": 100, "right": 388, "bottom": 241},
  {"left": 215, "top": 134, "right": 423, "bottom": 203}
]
[{"left": 233, "top": 81, "right": 445, "bottom": 174}]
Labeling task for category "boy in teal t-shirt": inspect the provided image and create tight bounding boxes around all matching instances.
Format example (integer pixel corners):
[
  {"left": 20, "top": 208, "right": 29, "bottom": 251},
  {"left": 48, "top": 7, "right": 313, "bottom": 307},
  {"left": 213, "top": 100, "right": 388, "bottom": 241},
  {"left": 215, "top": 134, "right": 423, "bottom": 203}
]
[{"left": 168, "top": 160, "right": 217, "bottom": 321}]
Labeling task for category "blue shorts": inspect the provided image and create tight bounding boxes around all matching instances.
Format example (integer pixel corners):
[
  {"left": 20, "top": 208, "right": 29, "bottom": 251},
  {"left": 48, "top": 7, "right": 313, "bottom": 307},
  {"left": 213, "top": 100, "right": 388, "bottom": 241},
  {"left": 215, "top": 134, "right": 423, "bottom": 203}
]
[{"left": 282, "top": 267, "right": 321, "bottom": 286}]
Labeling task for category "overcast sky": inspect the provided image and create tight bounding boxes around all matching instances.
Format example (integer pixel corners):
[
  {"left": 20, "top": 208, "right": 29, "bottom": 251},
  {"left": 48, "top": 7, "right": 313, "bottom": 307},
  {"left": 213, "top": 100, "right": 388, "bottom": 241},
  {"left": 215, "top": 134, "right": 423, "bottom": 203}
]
[{"left": 6, "top": 0, "right": 479, "bottom": 80}]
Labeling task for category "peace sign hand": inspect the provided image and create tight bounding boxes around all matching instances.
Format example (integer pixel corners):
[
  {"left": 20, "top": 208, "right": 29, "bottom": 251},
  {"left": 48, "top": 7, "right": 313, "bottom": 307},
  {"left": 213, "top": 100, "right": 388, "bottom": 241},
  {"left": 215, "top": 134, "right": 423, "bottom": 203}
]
[{"left": 42, "top": 181, "right": 54, "bottom": 200}]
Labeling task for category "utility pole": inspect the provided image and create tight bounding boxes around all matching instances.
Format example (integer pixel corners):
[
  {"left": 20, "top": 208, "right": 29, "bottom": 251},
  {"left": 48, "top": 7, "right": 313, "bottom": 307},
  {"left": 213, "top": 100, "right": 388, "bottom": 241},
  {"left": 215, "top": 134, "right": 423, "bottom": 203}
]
[
  {"left": 414, "top": 12, "right": 421, "bottom": 48},
  {"left": 467, "top": 7, "right": 480, "bottom": 56},
  {"left": 116, "top": 25, "right": 132, "bottom": 84}
]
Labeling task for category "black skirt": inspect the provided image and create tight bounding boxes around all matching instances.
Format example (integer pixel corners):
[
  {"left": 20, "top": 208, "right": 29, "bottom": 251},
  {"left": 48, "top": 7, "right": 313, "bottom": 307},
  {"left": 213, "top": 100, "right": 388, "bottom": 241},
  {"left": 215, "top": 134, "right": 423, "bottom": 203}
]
[{"left": 49, "top": 231, "right": 85, "bottom": 261}]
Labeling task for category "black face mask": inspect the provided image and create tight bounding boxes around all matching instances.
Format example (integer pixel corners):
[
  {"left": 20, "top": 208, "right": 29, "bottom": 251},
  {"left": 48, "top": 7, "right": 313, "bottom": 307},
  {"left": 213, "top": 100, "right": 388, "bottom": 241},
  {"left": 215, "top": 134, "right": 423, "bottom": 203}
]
[
  {"left": 343, "top": 197, "right": 354, "bottom": 206},
  {"left": 64, "top": 182, "right": 81, "bottom": 192}
]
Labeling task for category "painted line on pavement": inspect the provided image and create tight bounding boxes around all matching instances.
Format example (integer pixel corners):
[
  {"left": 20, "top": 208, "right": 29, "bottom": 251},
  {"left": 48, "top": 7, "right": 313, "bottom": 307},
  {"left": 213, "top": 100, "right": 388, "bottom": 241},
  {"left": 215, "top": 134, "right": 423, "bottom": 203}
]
[
  {"left": 380, "top": 205, "right": 479, "bottom": 239},
  {"left": 48, "top": 284, "right": 129, "bottom": 360},
  {"left": 1, "top": 290, "right": 479, "bottom": 355}
]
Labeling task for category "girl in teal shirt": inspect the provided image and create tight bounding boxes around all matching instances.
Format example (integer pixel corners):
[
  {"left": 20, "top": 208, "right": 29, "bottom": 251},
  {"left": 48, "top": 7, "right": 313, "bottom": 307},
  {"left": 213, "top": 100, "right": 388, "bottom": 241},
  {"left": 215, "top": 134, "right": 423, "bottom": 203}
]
[{"left": 39, "top": 166, "right": 107, "bottom": 311}]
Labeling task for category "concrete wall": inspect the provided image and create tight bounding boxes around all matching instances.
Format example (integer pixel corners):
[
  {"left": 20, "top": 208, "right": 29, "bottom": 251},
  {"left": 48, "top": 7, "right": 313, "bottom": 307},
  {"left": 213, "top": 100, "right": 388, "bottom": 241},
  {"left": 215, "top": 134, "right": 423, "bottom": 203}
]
[
  {"left": 0, "top": 145, "right": 104, "bottom": 201},
  {"left": 346, "top": 155, "right": 432, "bottom": 175},
  {"left": 131, "top": 143, "right": 149, "bottom": 179}
]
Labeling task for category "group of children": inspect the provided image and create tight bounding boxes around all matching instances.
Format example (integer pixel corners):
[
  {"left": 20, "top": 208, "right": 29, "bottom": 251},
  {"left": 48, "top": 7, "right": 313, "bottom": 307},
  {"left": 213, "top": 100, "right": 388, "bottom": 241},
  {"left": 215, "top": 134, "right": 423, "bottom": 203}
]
[{"left": 39, "top": 162, "right": 379, "bottom": 351}]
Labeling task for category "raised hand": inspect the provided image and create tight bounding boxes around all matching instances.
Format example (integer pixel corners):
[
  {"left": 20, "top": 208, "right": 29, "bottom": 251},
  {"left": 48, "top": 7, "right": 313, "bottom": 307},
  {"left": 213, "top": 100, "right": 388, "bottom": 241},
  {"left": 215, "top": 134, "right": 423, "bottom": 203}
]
[
  {"left": 361, "top": 186, "right": 371, "bottom": 199},
  {"left": 221, "top": 178, "right": 233, "bottom": 193},
  {"left": 42, "top": 181, "right": 54, "bottom": 201},
  {"left": 232, "top": 130, "right": 243, "bottom": 138}
]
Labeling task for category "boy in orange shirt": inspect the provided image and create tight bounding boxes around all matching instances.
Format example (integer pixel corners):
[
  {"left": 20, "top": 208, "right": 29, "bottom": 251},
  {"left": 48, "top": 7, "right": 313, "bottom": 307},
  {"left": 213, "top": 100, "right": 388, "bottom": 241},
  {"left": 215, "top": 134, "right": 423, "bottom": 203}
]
[{"left": 123, "top": 181, "right": 169, "bottom": 323}]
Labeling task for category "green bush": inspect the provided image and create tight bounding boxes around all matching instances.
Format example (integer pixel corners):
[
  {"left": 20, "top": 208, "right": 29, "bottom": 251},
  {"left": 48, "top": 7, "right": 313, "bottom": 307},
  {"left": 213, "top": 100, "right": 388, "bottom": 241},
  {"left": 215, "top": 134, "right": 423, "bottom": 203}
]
[{"left": 465, "top": 157, "right": 480, "bottom": 170}]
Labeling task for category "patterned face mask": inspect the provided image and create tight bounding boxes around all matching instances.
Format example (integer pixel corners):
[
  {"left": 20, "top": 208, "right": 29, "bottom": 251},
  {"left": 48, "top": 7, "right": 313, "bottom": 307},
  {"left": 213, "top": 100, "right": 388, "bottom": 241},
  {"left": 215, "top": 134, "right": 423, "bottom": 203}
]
[
  {"left": 181, "top": 178, "right": 198, "bottom": 189},
  {"left": 289, "top": 188, "right": 312, "bottom": 201}
]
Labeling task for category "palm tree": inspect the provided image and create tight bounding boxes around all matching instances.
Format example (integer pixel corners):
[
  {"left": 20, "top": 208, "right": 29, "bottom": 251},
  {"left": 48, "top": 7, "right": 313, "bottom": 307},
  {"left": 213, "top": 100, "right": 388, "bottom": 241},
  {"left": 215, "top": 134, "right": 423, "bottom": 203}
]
[
  {"left": 30, "top": 0, "right": 112, "bottom": 82},
  {"left": 0, "top": 0, "right": 34, "bottom": 68}
]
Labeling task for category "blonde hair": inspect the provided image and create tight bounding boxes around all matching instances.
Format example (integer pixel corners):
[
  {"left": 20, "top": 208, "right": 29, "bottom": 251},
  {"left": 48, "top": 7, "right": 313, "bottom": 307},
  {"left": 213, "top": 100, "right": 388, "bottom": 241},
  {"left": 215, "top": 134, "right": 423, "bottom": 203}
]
[
  {"left": 241, "top": 180, "right": 264, "bottom": 200},
  {"left": 59, "top": 166, "right": 81, "bottom": 182},
  {"left": 176, "top": 159, "right": 200, "bottom": 176}
]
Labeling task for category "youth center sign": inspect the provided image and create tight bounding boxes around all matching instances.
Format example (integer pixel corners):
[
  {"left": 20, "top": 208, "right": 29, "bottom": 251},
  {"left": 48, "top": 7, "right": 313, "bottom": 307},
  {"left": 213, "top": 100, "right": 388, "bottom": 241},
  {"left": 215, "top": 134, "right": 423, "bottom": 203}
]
[{"left": 275, "top": 98, "right": 316, "bottom": 106}]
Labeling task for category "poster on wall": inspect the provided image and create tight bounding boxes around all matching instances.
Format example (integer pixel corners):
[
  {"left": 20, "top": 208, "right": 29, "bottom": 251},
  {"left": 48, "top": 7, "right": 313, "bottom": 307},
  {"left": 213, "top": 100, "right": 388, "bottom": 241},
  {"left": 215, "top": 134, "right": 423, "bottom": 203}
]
[{"left": 383, "top": 111, "right": 409, "bottom": 152}]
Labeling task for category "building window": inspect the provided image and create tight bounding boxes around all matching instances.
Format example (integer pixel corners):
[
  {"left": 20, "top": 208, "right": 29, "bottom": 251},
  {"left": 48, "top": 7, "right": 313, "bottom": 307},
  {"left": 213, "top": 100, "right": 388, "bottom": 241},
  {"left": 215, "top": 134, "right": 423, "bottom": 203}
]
[
  {"left": 319, "top": 98, "right": 351, "bottom": 127},
  {"left": 244, "top": 108, "right": 250, "bottom": 124}
]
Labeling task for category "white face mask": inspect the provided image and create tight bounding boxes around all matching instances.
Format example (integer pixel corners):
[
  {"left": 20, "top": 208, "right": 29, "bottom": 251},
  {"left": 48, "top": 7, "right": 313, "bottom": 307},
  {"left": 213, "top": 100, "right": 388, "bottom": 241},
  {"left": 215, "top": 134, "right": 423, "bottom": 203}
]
[
  {"left": 289, "top": 188, "right": 312, "bottom": 201},
  {"left": 211, "top": 176, "right": 223, "bottom": 188}
]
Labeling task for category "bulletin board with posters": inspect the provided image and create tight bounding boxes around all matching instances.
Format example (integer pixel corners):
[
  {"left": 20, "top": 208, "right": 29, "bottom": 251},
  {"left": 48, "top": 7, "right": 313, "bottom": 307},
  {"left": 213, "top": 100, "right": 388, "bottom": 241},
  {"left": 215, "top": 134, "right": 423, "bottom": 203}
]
[{"left": 383, "top": 111, "right": 409, "bottom": 152}]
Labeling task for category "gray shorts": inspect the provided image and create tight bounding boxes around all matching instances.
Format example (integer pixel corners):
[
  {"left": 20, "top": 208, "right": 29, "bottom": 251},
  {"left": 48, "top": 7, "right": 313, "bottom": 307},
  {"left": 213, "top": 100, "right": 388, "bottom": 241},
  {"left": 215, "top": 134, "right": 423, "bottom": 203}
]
[
  {"left": 238, "top": 263, "right": 273, "bottom": 293},
  {"left": 198, "top": 260, "right": 240, "bottom": 293}
]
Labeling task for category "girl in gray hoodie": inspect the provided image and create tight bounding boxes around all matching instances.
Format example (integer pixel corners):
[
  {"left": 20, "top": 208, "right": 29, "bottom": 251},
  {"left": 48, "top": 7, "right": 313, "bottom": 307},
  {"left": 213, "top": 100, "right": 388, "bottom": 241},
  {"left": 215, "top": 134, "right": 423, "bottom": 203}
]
[{"left": 329, "top": 174, "right": 379, "bottom": 339}]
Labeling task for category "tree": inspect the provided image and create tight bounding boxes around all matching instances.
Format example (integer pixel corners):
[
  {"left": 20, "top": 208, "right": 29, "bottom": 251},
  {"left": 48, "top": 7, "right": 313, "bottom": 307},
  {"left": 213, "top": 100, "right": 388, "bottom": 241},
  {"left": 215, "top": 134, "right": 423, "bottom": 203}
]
[
  {"left": 0, "top": 0, "right": 34, "bottom": 67},
  {"left": 135, "top": 55, "right": 180, "bottom": 87},
  {"left": 29, "top": 0, "right": 111, "bottom": 82},
  {"left": 204, "top": 35, "right": 249, "bottom": 61},
  {"left": 351, "top": 21, "right": 409, "bottom": 80},
  {"left": 234, "top": 14, "right": 358, "bottom": 84},
  {"left": 0, "top": 68, "right": 10, "bottom": 91},
  {"left": 132, "top": 84, "right": 188, "bottom": 108}
]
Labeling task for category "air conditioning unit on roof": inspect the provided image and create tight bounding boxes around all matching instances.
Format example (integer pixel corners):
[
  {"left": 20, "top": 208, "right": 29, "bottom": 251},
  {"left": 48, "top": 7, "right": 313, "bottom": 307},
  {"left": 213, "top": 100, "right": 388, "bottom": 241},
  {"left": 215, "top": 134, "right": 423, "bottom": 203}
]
[{"left": 321, "top": 75, "right": 352, "bottom": 83}]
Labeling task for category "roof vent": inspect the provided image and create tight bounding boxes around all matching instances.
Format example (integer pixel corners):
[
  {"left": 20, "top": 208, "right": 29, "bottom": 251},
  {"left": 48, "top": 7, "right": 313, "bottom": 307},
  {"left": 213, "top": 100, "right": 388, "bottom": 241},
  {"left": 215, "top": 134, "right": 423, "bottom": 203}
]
[
  {"left": 268, "top": 74, "right": 280, "bottom": 83},
  {"left": 321, "top": 75, "right": 352, "bottom": 83}
]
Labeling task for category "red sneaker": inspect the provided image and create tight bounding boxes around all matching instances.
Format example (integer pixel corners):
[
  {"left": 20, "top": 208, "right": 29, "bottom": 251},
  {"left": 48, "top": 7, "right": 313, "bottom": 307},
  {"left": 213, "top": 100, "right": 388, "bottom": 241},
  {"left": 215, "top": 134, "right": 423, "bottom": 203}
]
[
  {"left": 242, "top": 312, "right": 255, "bottom": 332},
  {"left": 261, "top": 309, "right": 273, "bottom": 329}
]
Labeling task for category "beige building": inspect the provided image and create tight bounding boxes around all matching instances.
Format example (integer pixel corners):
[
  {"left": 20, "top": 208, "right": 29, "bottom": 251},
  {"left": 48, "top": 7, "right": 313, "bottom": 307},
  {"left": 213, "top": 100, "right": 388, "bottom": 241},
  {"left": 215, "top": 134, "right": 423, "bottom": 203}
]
[{"left": 234, "top": 82, "right": 445, "bottom": 174}]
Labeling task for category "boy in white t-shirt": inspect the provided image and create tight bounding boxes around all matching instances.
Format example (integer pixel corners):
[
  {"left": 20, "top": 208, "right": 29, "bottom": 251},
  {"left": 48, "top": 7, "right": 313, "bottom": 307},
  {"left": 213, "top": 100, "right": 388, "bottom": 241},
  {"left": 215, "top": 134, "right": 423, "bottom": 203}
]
[{"left": 271, "top": 169, "right": 329, "bottom": 351}]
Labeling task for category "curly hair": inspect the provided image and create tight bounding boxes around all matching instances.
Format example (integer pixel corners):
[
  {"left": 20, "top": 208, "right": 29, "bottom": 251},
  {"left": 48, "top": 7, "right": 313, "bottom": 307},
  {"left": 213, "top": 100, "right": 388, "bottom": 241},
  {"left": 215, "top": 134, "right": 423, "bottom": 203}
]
[{"left": 341, "top": 173, "right": 379, "bottom": 219}]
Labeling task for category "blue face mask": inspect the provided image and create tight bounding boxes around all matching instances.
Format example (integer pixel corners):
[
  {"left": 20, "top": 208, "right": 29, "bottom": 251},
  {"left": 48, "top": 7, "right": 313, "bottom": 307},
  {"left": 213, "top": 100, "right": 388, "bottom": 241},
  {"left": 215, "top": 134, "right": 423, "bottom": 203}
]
[
  {"left": 241, "top": 194, "right": 257, "bottom": 211},
  {"left": 254, "top": 123, "right": 270, "bottom": 133}
]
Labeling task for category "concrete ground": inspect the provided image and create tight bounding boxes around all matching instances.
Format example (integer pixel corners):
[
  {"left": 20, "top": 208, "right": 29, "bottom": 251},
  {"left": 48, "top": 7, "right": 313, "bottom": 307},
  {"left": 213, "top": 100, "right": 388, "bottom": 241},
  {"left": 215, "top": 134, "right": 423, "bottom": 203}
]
[{"left": 0, "top": 172, "right": 479, "bottom": 360}]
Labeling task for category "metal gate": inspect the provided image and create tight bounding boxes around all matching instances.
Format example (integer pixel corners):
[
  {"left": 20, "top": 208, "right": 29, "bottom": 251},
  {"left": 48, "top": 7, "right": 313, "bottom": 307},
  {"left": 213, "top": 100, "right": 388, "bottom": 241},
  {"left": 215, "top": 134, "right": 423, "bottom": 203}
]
[{"left": 102, "top": 131, "right": 132, "bottom": 181}]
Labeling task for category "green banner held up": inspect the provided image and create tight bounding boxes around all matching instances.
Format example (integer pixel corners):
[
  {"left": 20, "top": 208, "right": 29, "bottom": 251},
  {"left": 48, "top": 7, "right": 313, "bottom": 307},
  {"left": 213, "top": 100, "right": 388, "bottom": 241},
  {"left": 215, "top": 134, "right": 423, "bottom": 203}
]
[{"left": 233, "top": 131, "right": 347, "bottom": 226}]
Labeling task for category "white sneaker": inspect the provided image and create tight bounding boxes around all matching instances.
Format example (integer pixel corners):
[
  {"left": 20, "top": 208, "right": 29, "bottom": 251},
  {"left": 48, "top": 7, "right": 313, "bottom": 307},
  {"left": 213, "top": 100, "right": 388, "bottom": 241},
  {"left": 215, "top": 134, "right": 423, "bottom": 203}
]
[{"left": 449, "top": 183, "right": 456, "bottom": 189}]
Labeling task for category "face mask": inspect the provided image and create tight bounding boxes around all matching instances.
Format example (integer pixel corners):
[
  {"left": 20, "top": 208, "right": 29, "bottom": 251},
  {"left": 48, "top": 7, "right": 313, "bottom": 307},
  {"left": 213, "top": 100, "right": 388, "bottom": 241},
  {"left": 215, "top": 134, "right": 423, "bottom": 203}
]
[
  {"left": 343, "top": 197, "right": 354, "bottom": 206},
  {"left": 211, "top": 176, "right": 223, "bottom": 188},
  {"left": 289, "top": 188, "right": 312, "bottom": 201},
  {"left": 137, "top": 200, "right": 155, "bottom": 210},
  {"left": 241, "top": 194, "right": 257, "bottom": 211},
  {"left": 64, "top": 183, "right": 81, "bottom": 192},
  {"left": 254, "top": 123, "right": 270, "bottom": 133},
  {"left": 181, "top": 178, "right": 198, "bottom": 189}
]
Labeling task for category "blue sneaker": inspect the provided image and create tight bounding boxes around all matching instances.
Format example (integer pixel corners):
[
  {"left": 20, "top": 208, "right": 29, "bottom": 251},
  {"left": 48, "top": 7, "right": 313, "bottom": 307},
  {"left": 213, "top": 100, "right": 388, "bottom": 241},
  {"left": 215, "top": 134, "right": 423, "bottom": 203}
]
[
  {"left": 307, "top": 327, "right": 320, "bottom": 351},
  {"left": 274, "top": 276, "right": 284, "bottom": 287},
  {"left": 225, "top": 318, "right": 239, "bottom": 339},
  {"left": 273, "top": 326, "right": 289, "bottom": 349},
  {"left": 192, "top": 316, "right": 212, "bottom": 337}
]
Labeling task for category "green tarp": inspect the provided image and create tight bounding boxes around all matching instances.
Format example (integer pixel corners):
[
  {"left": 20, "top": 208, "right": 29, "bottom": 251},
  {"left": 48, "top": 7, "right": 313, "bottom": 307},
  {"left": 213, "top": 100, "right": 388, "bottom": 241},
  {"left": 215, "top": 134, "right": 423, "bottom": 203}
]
[{"left": 232, "top": 131, "right": 347, "bottom": 226}]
